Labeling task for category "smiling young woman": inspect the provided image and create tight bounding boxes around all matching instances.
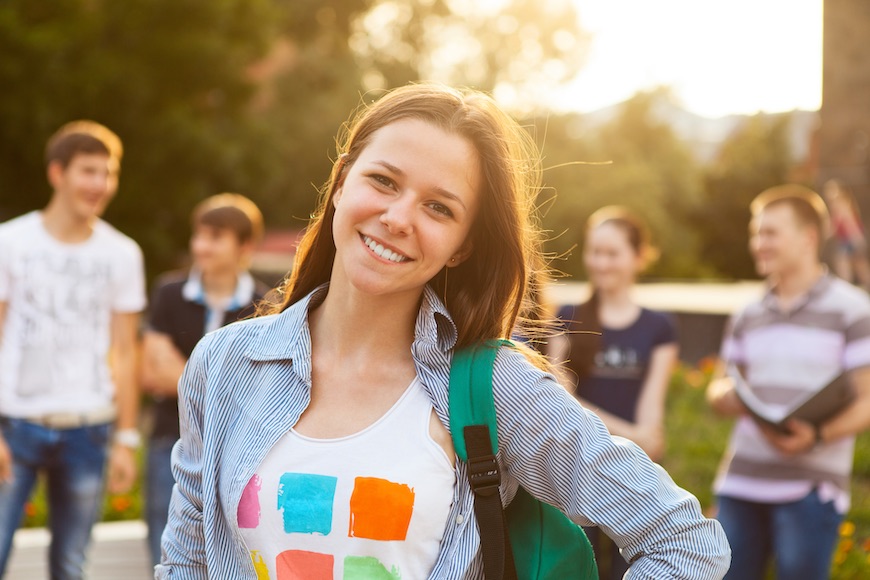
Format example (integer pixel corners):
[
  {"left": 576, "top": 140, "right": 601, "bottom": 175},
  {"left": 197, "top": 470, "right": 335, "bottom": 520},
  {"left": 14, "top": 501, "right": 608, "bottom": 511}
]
[{"left": 156, "top": 84, "right": 730, "bottom": 580}]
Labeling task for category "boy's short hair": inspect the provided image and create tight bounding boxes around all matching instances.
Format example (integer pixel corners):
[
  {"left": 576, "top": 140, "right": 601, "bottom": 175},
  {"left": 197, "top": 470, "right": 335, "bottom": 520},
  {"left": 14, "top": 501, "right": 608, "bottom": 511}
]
[
  {"left": 45, "top": 120, "right": 123, "bottom": 168},
  {"left": 192, "top": 193, "right": 264, "bottom": 245},
  {"left": 750, "top": 184, "right": 831, "bottom": 245}
]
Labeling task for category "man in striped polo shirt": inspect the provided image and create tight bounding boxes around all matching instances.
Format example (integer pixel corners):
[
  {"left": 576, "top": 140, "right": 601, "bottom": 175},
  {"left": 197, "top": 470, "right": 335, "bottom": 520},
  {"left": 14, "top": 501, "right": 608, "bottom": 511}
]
[{"left": 707, "top": 184, "right": 870, "bottom": 580}]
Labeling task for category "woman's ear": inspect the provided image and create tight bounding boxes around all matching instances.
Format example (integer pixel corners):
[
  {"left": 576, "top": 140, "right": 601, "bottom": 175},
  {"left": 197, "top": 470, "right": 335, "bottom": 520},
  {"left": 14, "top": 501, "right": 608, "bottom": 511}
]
[
  {"left": 449, "top": 239, "right": 474, "bottom": 267},
  {"left": 331, "top": 155, "right": 350, "bottom": 209}
]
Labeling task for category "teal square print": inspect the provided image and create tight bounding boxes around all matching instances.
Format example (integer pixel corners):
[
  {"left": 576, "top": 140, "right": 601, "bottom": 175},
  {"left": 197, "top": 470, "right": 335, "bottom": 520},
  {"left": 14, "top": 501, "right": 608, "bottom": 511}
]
[{"left": 278, "top": 472, "right": 338, "bottom": 535}]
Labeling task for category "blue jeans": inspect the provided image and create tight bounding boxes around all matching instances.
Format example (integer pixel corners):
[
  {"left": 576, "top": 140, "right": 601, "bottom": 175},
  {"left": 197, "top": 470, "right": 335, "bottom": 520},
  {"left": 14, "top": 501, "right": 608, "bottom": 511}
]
[
  {"left": 0, "top": 418, "right": 110, "bottom": 580},
  {"left": 717, "top": 490, "right": 842, "bottom": 580},
  {"left": 145, "top": 435, "right": 176, "bottom": 566}
]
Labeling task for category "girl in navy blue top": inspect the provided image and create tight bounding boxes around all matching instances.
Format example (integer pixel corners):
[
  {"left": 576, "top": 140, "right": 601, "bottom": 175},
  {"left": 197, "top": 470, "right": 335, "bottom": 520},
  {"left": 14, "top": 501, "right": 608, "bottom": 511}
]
[{"left": 550, "top": 206, "right": 679, "bottom": 579}]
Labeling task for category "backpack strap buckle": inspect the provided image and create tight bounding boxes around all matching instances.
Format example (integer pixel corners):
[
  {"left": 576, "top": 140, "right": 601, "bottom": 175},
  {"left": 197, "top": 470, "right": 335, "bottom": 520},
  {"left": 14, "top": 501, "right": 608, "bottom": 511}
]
[
  {"left": 464, "top": 425, "right": 502, "bottom": 496},
  {"left": 468, "top": 454, "right": 502, "bottom": 496}
]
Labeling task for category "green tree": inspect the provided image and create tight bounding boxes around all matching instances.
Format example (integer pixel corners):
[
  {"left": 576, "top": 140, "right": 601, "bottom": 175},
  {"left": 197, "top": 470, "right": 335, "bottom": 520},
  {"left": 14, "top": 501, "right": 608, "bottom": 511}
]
[
  {"left": 534, "top": 89, "right": 709, "bottom": 280},
  {"left": 0, "top": 0, "right": 589, "bottom": 282},
  {"left": 256, "top": 0, "right": 590, "bottom": 228},
  {"left": 692, "top": 113, "right": 794, "bottom": 279},
  {"left": 0, "top": 0, "right": 279, "bottom": 277}
]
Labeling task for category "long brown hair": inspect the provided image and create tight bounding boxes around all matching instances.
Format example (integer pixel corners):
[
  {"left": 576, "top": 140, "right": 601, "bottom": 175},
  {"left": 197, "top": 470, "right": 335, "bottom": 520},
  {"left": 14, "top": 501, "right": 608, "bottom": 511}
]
[{"left": 264, "top": 83, "right": 546, "bottom": 349}]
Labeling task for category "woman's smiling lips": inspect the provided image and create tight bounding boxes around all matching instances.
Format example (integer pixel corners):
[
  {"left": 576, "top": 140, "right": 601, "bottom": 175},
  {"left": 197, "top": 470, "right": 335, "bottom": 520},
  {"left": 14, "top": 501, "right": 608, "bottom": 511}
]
[{"left": 361, "top": 234, "right": 411, "bottom": 263}]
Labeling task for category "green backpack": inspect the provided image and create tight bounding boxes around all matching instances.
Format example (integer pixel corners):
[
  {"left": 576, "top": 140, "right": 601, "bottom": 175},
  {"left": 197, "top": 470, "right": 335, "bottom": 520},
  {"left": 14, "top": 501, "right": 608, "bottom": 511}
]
[{"left": 448, "top": 340, "right": 598, "bottom": 580}]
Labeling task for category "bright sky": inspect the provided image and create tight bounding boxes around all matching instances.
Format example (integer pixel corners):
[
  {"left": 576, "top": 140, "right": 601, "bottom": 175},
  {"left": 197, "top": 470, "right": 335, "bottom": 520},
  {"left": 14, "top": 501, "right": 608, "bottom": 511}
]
[{"left": 554, "top": 0, "right": 823, "bottom": 118}]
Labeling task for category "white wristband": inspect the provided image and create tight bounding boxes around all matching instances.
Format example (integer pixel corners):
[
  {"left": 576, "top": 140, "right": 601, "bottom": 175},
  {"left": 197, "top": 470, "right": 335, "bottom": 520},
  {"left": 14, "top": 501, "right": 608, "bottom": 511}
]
[{"left": 114, "top": 428, "right": 142, "bottom": 450}]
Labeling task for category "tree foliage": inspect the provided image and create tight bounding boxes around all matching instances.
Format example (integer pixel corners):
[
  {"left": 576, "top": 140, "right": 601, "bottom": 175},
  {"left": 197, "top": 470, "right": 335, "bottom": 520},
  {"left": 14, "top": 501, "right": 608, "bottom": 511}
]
[
  {"left": 0, "top": 1, "right": 795, "bottom": 283},
  {"left": 532, "top": 90, "right": 710, "bottom": 280},
  {"left": 0, "top": 0, "right": 587, "bottom": 281},
  {"left": 692, "top": 114, "right": 794, "bottom": 279},
  {"left": 0, "top": 0, "right": 279, "bottom": 275}
]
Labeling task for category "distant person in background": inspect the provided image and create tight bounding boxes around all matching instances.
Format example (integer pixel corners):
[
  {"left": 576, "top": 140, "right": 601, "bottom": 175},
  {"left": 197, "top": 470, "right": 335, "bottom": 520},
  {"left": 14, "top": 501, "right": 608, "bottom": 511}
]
[
  {"left": 0, "top": 121, "right": 146, "bottom": 579},
  {"left": 707, "top": 184, "right": 870, "bottom": 580},
  {"left": 823, "top": 178, "right": 870, "bottom": 291},
  {"left": 548, "top": 206, "right": 679, "bottom": 580},
  {"left": 139, "top": 193, "right": 267, "bottom": 566}
]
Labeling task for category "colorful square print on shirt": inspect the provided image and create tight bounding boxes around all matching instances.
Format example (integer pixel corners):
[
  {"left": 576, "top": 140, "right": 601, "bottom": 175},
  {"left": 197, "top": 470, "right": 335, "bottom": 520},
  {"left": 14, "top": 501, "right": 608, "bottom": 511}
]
[
  {"left": 239, "top": 474, "right": 263, "bottom": 528},
  {"left": 344, "top": 555, "right": 401, "bottom": 579},
  {"left": 348, "top": 477, "right": 415, "bottom": 541},
  {"left": 278, "top": 473, "right": 339, "bottom": 535},
  {"left": 276, "top": 550, "right": 334, "bottom": 580}
]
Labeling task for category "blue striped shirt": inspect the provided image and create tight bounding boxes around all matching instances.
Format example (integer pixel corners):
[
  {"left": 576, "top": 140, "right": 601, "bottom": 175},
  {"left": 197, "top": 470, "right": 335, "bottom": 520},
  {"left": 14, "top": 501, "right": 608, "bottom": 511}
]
[{"left": 156, "top": 284, "right": 730, "bottom": 579}]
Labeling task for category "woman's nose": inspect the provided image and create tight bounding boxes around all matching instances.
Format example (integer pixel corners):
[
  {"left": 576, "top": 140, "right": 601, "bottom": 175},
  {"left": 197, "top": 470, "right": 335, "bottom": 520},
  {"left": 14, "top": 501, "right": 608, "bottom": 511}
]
[{"left": 380, "top": 195, "right": 415, "bottom": 234}]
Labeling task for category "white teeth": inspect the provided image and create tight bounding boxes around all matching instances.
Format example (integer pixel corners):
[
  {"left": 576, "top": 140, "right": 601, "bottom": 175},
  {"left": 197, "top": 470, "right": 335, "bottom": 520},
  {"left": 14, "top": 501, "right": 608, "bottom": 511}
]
[{"left": 363, "top": 236, "right": 408, "bottom": 263}]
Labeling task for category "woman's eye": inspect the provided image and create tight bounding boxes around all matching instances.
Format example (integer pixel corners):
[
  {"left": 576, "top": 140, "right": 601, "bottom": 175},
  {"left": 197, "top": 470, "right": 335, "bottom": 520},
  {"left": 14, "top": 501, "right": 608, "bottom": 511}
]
[
  {"left": 429, "top": 202, "right": 454, "bottom": 218},
  {"left": 370, "top": 174, "right": 393, "bottom": 188}
]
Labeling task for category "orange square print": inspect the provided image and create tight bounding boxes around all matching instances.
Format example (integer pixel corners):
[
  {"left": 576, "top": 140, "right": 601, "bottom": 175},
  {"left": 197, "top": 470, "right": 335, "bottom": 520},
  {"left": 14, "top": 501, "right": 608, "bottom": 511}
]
[
  {"left": 276, "top": 550, "right": 333, "bottom": 580},
  {"left": 348, "top": 477, "right": 415, "bottom": 541}
]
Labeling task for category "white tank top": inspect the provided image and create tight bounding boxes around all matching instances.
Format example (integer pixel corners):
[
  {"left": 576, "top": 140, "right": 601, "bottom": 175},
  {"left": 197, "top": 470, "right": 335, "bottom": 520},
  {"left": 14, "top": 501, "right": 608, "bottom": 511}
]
[{"left": 238, "top": 377, "right": 455, "bottom": 579}]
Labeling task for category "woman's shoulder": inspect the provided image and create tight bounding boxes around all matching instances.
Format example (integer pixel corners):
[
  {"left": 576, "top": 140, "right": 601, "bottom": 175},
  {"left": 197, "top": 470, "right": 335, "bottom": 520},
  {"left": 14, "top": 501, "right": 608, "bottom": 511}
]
[
  {"left": 639, "top": 307, "right": 675, "bottom": 328},
  {"left": 636, "top": 308, "right": 678, "bottom": 345},
  {"left": 489, "top": 342, "right": 563, "bottom": 399},
  {"left": 191, "top": 310, "right": 288, "bottom": 362}
]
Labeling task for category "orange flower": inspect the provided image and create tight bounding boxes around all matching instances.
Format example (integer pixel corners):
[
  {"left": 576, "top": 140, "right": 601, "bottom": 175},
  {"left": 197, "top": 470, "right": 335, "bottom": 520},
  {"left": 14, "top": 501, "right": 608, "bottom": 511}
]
[
  {"left": 839, "top": 521, "right": 856, "bottom": 537},
  {"left": 23, "top": 502, "right": 36, "bottom": 518},
  {"left": 109, "top": 496, "right": 132, "bottom": 512},
  {"left": 685, "top": 369, "right": 705, "bottom": 388},
  {"left": 698, "top": 356, "right": 718, "bottom": 375}
]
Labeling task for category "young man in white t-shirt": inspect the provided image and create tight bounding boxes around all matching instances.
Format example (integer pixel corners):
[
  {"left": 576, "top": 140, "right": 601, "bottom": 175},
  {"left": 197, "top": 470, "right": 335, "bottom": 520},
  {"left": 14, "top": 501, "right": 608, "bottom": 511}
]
[{"left": 0, "top": 121, "right": 146, "bottom": 579}]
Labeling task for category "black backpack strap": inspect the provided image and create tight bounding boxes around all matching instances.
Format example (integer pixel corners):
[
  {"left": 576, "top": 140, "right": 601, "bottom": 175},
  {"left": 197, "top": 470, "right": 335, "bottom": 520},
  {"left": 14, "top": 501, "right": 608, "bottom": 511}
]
[{"left": 464, "top": 424, "right": 517, "bottom": 579}]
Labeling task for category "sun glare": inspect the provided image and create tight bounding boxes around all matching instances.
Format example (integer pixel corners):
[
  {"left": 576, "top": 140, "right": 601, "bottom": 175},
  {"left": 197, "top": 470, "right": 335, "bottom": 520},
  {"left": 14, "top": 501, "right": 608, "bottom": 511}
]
[{"left": 552, "top": 0, "right": 823, "bottom": 117}]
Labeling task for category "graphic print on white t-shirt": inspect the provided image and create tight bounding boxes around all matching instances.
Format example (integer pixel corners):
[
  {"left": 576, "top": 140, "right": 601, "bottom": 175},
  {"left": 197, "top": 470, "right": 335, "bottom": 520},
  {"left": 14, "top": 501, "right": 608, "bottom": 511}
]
[
  {"left": 238, "top": 377, "right": 455, "bottom": 580},
  {"left": 0, "top": 212, "right": 146, "bottom": 416},
  {"left": 16, "top": 247, "right": 110, "bottom": 398}
]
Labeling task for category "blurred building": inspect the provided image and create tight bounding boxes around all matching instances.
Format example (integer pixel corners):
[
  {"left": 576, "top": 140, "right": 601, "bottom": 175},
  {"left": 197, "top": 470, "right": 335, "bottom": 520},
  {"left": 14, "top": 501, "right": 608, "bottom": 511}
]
[
  {"left": 251, "top": 229, "right": 303, "bottom": 288},
  {"left": 819, "top": 0, "right": 870, "bottom": 214}
]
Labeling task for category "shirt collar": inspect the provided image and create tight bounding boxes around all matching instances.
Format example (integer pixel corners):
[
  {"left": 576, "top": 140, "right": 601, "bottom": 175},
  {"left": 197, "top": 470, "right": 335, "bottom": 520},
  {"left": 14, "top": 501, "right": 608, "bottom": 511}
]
[
  {"left": 416, "top": 284, "right": 459, "bottom": 352},
  {"left": 761, "top": 269, "right": 833, "bottom": 313},
  {"left": 244, "top": 283, "right": 458, "bottom": 363},
  {"left": 182, "top": 268, "right": 257, "bottom": 311}
]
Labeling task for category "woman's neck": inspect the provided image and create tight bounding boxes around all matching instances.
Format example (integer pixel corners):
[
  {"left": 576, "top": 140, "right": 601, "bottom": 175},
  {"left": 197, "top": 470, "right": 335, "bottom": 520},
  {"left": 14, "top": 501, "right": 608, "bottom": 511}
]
[
  {"left": 596, "top": 285, "right": 634, "bottom": 309},
  {"left": 310, "top": 285, "right": 419, "bottom": 364},
  {"left": 595, "top": 285, "right": 640, "bottom": 329}
]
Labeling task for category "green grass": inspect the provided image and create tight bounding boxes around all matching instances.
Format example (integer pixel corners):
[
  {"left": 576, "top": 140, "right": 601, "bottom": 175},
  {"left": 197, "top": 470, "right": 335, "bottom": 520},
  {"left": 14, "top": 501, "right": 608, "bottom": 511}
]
[{"left": 663, "top": 361, "right": 870, "bottom": 578}]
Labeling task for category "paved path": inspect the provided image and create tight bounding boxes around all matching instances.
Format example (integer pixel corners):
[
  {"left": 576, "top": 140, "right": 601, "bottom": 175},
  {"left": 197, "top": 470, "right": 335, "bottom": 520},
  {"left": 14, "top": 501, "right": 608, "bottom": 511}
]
[{"left": 6, "top": 520, "right": 153, "bottom": 579}]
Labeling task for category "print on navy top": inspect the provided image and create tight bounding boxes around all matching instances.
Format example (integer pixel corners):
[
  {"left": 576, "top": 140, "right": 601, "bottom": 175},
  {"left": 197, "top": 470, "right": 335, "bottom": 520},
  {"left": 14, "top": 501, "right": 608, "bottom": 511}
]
[{"left": 559, "top": 305, "right": 677, "bottom": 422}]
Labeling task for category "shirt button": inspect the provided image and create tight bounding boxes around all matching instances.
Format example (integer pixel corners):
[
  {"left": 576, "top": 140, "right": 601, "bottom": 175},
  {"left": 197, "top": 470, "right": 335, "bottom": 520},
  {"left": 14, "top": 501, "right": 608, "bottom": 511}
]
[{"left": 455, "top": 514, "right": 464, "bottom": 525}]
